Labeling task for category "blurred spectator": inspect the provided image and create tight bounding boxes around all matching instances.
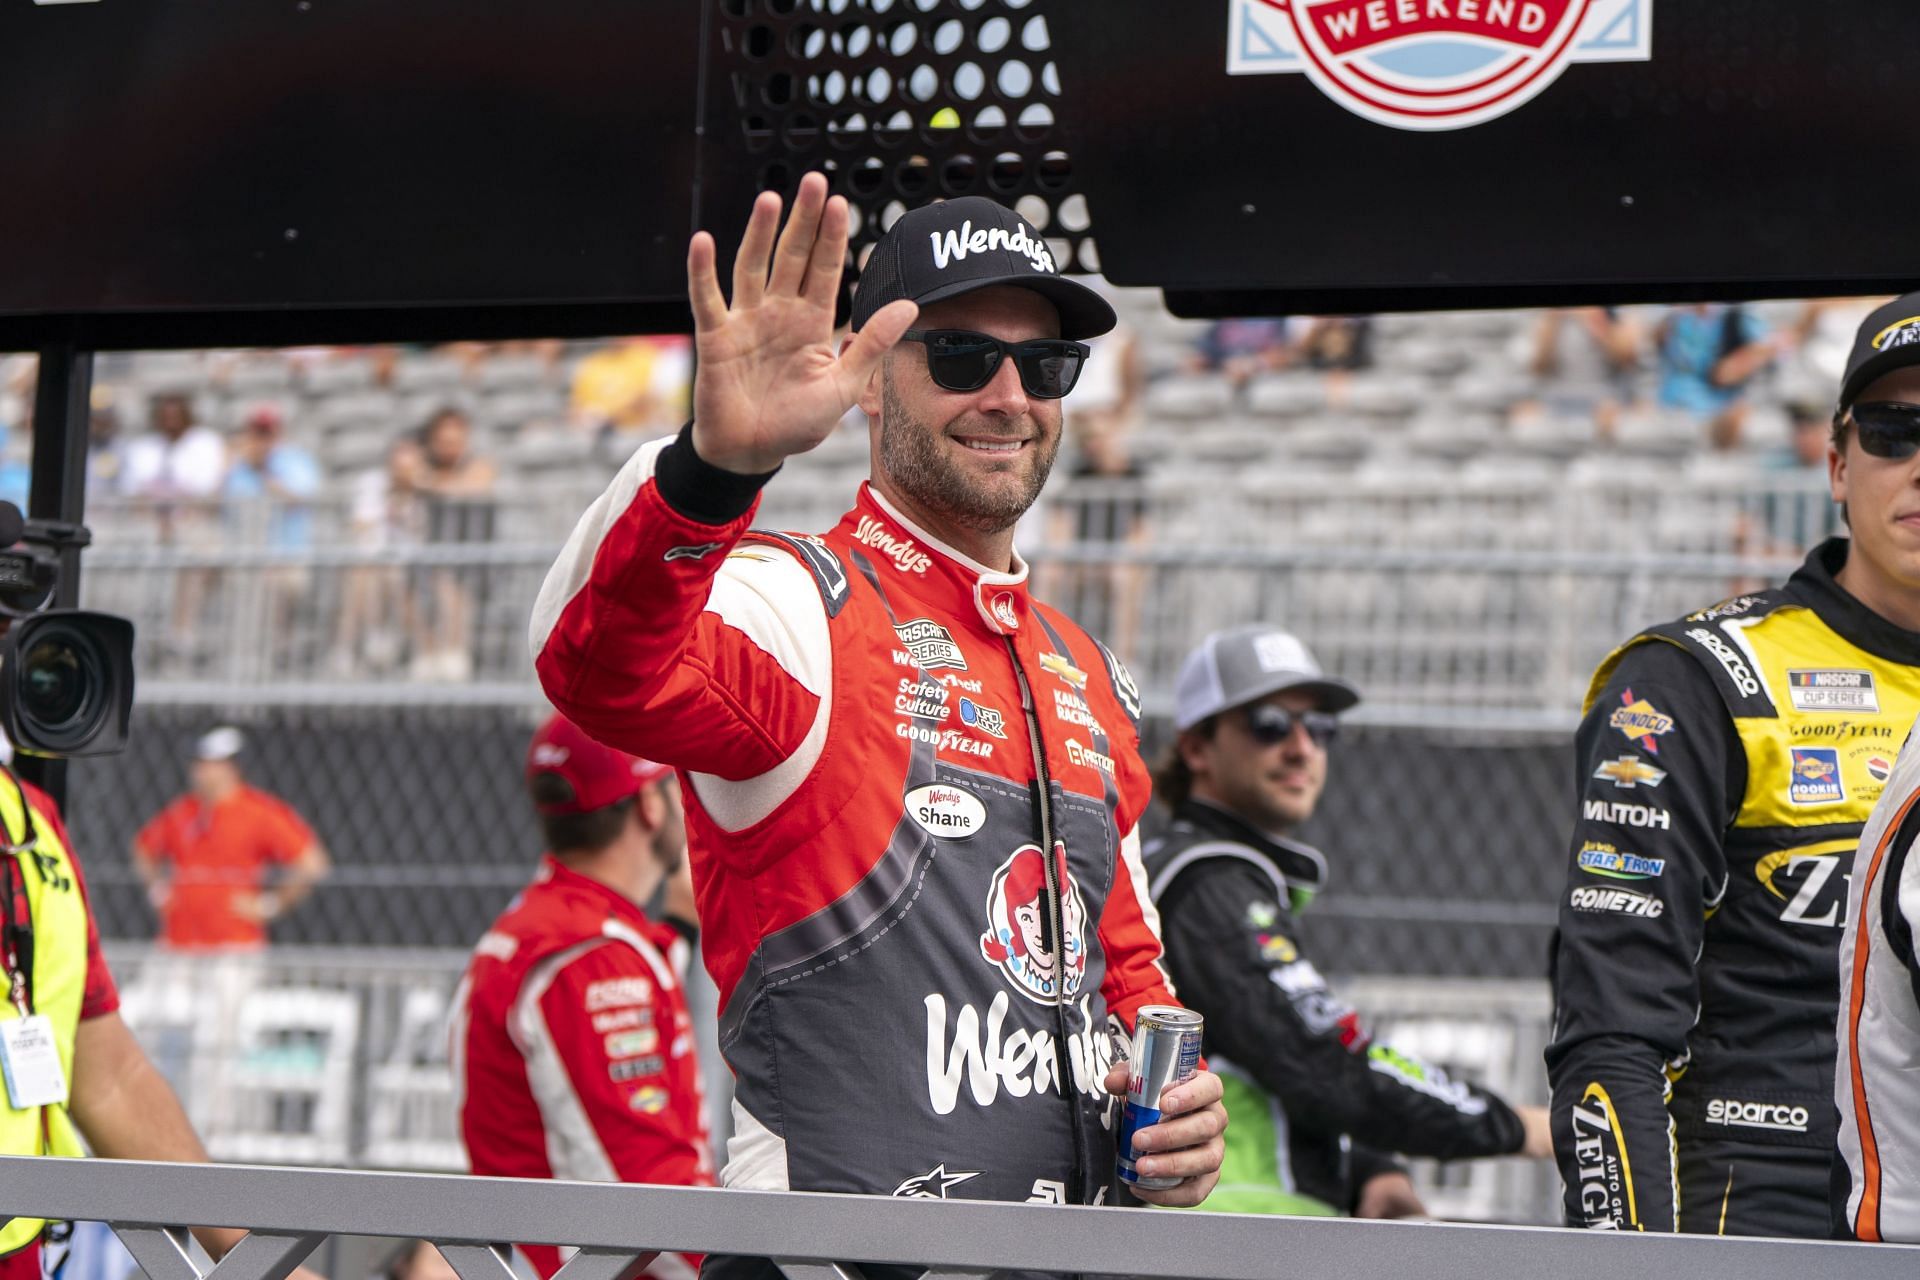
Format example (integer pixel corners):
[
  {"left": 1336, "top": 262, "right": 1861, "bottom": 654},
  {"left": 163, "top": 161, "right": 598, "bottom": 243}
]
[
  {"left": 88, "top": 390, "right": 125, "bottom": 497},
  {"left": 328, "top": 436, "right": 427, "bottom": 677},
  {"left": 1295, "top": 315, "right": 1373, "bottom": 370},
  {"left": 125, "top": 726, "right": 332, "bottom": 1130},
  {"left": 224, "top": 407, "right": 323, "bottom": 674},
  {"left": 1788, "top": 297, "right": 1884, "bottom": 387},
  {"left": 570, "top": 336, "right": 693, "bottom": 435},
  {"left": 412, "top": 407, "right": 497, "bottom": 681},
  {"left": 1521, "top": 308, "right": 1643, "bottom": 440},
  {"left": 120, "top": 391, "right": 225, "bottom": 508},
  {"left": 223, "top": 406, "right": 321, "bottom": 548},
  {"left": 1654, "top": 304, "right": 1782, "bottom": 447},
  {"left": 131, "top": 726, "right": 330, "bottom": 952},
  {"left": 1294, "top": 315, "right": 1374, "bottom": 409},
  {"left": 122, "top": 392, "right": 226, "bottom": 669},
  {"left": 1188, "top": 317, "right": 1291, "bottom": 388},
  {"left": 1758, "top": 394, "right": 1844, "bottom": 553}
]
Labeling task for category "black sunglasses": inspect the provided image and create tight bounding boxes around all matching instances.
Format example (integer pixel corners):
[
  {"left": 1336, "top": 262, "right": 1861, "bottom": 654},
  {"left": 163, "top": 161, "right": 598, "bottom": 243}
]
[
  {"left": 1851, "top": 401, "right": 1920, "bottom": 460},
  {"left": 900, "top": 329, "right": 1089, "bottom": 400},
  {"left": 1242, "top": 704, "right": 1340, "bottom": 749}
]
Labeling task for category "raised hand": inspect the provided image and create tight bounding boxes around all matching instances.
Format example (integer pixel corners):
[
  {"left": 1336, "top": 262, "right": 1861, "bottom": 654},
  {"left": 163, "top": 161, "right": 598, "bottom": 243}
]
[{"left": 687, "top": 172, "right": 918, "bottom": 475}]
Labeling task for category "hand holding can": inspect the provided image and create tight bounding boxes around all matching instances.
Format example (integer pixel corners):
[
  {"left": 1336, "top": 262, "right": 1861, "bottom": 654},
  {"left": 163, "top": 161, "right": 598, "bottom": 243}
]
[{"left": 1116, "top": 1006, "right": 1206, "bottom": 1190}]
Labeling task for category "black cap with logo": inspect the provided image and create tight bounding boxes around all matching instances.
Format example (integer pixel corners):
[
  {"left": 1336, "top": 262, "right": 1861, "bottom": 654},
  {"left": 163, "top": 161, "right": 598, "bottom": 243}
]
[
  {"left": 1840, "top": 291, "right": 1920, "bottom": 414},
  {"left": 849, "top": 197, "right": 1116, "bottom": 340}
]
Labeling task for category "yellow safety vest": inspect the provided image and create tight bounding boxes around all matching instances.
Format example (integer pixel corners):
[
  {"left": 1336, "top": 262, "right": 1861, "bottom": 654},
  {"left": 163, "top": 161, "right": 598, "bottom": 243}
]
[{"left": 0, "top": 777, "right": 91, "bottom": 1259}]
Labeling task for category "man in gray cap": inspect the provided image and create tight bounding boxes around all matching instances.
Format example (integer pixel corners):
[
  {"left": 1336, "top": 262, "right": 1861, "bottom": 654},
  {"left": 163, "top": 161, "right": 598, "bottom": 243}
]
[{"left": 1145, "top": 624, "right": 1549, "bottom": 1218}]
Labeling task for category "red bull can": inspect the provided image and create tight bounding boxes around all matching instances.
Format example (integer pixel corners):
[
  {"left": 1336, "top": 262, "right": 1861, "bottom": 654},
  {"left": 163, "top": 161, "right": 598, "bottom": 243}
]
[{"left": 1116, "top": 1005, "right": 1203, "bottom": 1190}]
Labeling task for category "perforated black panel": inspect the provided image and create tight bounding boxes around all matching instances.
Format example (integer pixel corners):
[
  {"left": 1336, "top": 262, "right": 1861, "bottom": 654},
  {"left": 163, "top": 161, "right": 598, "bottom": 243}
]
[{"left": 707, "top": 0, "right": 1096, "bottom": 311}]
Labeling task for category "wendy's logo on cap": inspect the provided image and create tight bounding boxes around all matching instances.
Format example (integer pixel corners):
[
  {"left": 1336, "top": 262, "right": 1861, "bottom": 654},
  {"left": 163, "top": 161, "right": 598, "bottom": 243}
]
[
  {"left": 929, "top": 219, "right": 1057, "bottom": 274},
  {"left": 1229, "top": 0, "right": 1651, "bottom": 132}
]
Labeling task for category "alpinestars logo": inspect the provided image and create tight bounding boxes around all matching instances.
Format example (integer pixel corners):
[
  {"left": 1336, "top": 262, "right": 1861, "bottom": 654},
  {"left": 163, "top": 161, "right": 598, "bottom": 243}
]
[
  {"left": 1228, "top": 0, "right": 1652, "bottom": 132},
  {"left": 892, "top": 1164, "right": 982, "bottom": 1198}
]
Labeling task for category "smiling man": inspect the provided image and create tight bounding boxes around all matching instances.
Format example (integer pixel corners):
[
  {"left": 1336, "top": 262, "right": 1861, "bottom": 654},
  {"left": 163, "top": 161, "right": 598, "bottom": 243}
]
[
  {"left": 1548, "top": 294, "right": 1920, "bottom": 1238},
  {"left": 1145, "top": 625, "right": 1550, "bottom": 1219},
  {"left": 531, "top": 178, "right": 1225, "bottom": 1280}
]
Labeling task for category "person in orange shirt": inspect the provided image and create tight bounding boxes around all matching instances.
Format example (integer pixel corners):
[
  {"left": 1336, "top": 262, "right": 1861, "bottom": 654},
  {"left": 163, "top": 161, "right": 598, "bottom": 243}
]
[{"left": 131, "top": 726, "right": 330, "bottom": 950}]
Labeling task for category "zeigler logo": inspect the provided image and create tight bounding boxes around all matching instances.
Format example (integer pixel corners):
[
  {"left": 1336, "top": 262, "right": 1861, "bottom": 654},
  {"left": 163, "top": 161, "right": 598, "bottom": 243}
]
[{"left": 1227, "top": 0, "right": 1654, "bottom": 132}]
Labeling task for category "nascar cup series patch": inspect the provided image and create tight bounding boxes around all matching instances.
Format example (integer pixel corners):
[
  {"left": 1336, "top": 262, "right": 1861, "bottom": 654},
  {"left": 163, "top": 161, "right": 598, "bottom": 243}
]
[{"left": 1227, "top": 0, "right": 1652, "bottom": 131}]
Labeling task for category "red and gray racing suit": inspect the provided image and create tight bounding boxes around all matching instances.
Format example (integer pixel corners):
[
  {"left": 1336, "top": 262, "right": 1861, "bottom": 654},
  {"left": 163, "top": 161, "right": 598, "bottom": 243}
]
[
  {"left": 531, "top": 429, "right": 1176, "bottom": 1243},
  {"left": 452, "top": 855, "right": 713, "bottom": 1279}
]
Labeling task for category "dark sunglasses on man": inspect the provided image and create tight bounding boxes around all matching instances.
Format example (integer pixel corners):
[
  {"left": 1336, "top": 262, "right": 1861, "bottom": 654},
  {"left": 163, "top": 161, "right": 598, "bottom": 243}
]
[
  {"left": 1242, "top": 703, "right": 1340, "bottom": 749},
  {"left": 1847, "top": 401, "right": 1920, "bottom": 459},
  {"left": 900, "top": 329, "right": 1090, "bottom": 400}
]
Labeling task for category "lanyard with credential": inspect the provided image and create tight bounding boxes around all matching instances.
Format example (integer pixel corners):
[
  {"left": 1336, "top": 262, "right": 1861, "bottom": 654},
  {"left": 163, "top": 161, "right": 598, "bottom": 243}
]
[{"left": 0, "top": 765, "right": 40, "bottom": 1018}]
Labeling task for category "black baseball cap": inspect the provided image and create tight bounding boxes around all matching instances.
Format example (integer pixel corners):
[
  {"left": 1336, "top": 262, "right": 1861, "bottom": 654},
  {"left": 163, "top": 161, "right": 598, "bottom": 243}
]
[
  {"left": 849, "top": 197, "right": 1116, "bottom": 340},
  {"left": 1840, "top": 291, "right": 1920, "bottom": 414}
]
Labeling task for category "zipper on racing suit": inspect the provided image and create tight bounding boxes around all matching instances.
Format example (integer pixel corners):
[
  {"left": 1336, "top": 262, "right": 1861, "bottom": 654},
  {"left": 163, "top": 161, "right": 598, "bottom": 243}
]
[{"left": 1008, "top": 637, "right": 1088, "bottom": 1204}]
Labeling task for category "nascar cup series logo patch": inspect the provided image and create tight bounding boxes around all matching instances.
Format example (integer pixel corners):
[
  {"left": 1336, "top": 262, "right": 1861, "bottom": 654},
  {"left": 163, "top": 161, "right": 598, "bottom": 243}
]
[{"left": 1228, "top": 0, "right": 1652, "bottom": 131}]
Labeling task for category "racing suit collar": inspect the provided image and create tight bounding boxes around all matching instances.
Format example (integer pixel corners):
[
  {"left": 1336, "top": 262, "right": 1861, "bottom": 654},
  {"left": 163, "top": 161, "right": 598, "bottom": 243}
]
[
  {"left": 1792, "top": 537, "right": 1920, "bottom": 667},
  {"left": 536, "top": 852, "right": 657, "bottom": 926},
  {"left": 1176, "top": 797, "right": 1329, "bottom": 910},
  {"left": 852, "top": 484, "right": 1033, "bottom": 636}
]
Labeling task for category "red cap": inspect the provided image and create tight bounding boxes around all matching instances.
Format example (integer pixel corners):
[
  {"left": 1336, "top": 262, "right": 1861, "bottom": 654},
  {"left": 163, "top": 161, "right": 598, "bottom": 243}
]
[{"left": 525, "top": 714, "right": 671, "bottom": 816}]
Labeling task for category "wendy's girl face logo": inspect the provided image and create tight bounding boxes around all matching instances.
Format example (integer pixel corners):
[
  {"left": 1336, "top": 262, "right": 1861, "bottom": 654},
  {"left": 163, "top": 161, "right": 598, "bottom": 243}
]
[{"left": 1230, "top": 0, "right": 1652, "bottom": 131}]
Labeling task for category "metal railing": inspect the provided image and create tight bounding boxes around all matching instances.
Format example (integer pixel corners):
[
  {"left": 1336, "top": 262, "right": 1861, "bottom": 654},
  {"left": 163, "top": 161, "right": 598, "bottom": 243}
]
[
  {"left": 74, "top": 475, "right": 1832, "bottom": 721},
  {"left": 4, "top": 1156, "right": 1917, "bottom": 1280},
  {"left": 94, "top": 948, "right": 1553, "bottom": 1223}
]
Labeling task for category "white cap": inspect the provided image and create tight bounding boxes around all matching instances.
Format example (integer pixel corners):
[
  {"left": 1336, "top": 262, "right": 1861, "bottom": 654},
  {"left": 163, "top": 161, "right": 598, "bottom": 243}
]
[
  {"left": 1171, "top": 626, "right": 1361, "bottom": 732},
  {"left": 194, "top": 726, "right": 245, "bottom": 762}
]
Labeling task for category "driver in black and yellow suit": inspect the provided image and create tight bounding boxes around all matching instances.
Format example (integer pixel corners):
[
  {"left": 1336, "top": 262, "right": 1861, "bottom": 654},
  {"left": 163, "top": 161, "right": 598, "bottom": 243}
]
[{"left": 1548, "top": 293, "right": 1920, "bottom": 1238}]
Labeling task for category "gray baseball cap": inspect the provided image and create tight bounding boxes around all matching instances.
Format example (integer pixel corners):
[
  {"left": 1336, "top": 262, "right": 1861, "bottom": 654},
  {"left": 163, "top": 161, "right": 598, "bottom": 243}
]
[{"left": 1172, "top": 626, "right": 1360, "bottom": 732}]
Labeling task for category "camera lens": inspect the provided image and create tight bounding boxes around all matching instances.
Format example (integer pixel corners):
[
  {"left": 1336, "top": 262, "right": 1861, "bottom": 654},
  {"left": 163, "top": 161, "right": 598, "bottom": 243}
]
[
  {"left": 0, "top": 610, "right": 135, "bottom": 759},
  {"left": 21, "top": 635, "right": 89, "bottom": 730}
]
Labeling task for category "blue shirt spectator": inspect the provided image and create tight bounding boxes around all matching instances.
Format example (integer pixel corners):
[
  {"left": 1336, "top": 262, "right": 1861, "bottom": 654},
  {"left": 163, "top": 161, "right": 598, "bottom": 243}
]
[
  {"left": 224, "top": 407, "right": 321, "bottom": 549},
  {"left": 1657, "top": 304, "right": 1773, "bottom": 415}
]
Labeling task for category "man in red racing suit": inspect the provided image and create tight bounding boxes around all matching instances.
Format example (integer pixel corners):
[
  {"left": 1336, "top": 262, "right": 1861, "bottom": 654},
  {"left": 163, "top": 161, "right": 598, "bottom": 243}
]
[
  {"left": 531, "top": 178, "right": 1225, "bottom": 1274},
  {"left": 454, "top": 714, "right": 713, "bottom": 1280}
]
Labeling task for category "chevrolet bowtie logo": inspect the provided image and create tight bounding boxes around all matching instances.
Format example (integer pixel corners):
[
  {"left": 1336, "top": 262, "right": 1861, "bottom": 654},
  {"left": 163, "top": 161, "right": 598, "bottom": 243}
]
[
  {"left": 1592, "top": 755, "right": 1666, "bottom": 790},
  {"left": 1040, "top": 651, "right": 1087, "bottom": 689}
]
